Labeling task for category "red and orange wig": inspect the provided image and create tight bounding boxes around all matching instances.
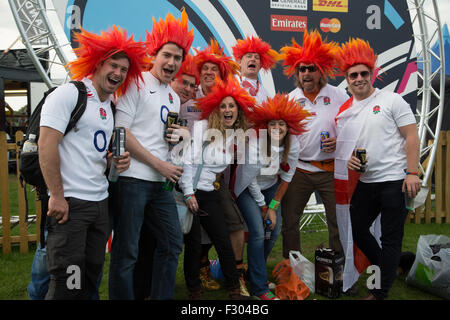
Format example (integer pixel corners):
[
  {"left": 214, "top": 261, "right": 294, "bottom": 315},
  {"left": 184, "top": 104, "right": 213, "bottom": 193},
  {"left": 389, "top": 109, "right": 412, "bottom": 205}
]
[
  {"left": 280, "top": 29, "right": 338, "bottom": 79},
  {"left": 336, "top": 38, "right": 377, "bottom": 73},
  {"left": 194, "top": 39, "right": 240, "bottom": 80},
  {"left": 196, "top": 76, "right": 255, "bottom": 120},
  {"left": 232, "top": 36, "right": 280, "bottom": 71},
  {"left": 67, "top": 25, "right": 149, "bottom": 96},
  {"left": 248, "top": 93, "right": 311, "bottom": 135},
  {"left": 146, "top": 8, "right": 194, "bottom": 58},
  {"left": 175, "top": 54, "right": 200, "bottom": 85}
]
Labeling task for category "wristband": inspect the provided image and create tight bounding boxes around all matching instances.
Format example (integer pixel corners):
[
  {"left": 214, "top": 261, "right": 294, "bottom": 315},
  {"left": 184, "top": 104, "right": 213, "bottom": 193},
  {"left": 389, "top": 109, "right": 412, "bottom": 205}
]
[
  {"left": 184, "top": 195, "right": 193, "bottom": 202},
  {"left": 405, "top": 171, "right": 418, "bottom": 176},
  {"left": 269, "top": 199, "right": 280, "bottom": 210}
]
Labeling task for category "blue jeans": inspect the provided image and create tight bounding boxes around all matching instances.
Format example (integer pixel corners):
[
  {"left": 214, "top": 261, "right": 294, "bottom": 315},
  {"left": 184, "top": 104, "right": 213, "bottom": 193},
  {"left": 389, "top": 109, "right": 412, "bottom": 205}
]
[
  {"left": 108, "top": 177, "right": 183, "bottom": 300},
  {"left": 237, "top": 182, "right": 281, "bottom": 296},
  {"left": 27, "top": 231, "right": 49, "bottom": 300}
]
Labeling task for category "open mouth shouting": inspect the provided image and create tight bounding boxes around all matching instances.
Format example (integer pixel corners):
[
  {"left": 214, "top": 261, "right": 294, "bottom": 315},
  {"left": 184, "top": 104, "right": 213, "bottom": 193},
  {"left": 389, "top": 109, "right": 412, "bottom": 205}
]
[{"left": 163, "top": 67, "right": 175, "bottom": 78}]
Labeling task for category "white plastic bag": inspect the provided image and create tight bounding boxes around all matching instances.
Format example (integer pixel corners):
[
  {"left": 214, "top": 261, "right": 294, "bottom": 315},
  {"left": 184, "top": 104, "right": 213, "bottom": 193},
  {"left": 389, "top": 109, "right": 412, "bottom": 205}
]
[
  {"left": 289, "top": 250, "right": 315, "bottom": 293},
  {"left": 406, "top": 234, "right": 450, "bottom": 299}
]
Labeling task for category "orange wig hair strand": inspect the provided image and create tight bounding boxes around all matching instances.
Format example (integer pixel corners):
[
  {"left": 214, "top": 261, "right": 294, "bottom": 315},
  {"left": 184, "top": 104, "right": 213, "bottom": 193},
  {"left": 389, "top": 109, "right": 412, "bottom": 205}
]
[
  {"left": 175, "top": 54, "right": 200, "bottom": 85},
  {"left": 232, "top": 36, "right": 280, "bottom": 71},
  {"left": 67, "top": 25, "right": 149, "bottom": 96},
  {"left": 336, "top": 38, "right": 378, "bottom": 73},
  {"left": 146, "top": 8, "right": 194, "bottom": 58},
  {"left": 194, "top": 39, "right": 240, "bottom": 80},
  {"left": 248, "top": 93, "right": 311, "bottom": 135},
  {"left": 196, "top": 76, "right": 255, "bottom": 120},
  {"left": 280, "top": 29, "right": 338, "bottom": 79}
]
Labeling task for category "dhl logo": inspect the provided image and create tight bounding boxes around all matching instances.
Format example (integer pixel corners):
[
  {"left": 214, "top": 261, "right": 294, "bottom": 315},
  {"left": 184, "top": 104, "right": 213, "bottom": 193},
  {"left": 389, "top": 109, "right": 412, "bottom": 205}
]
[{"left": 313, "top": 0, "right": 348, "bottom": 13}]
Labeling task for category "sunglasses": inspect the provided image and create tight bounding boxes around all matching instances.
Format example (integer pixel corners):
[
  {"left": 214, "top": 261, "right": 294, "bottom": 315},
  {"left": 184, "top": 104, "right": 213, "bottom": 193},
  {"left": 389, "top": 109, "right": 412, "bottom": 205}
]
[
  {"left": 298, "top": 65, "right": 317, "bottom": 73},
  {"left": 182, "top": 79, "right": 197, "bottom": 90},
  {"left": 348, "top": 71, "right": 370, "bottom": 80}
]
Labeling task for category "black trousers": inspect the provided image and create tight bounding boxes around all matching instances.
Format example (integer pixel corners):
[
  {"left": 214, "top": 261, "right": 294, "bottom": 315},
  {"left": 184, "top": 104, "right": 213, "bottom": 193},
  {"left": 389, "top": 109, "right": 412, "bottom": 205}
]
[
  {"left": 350, "top": 179, "right": 407, "bottom": 300},
  {"left": 45, "top": 197, "right": 109, "bottom": 300},
  {"left": 183, "top": 189, "right": 240, "bottom": 291}
]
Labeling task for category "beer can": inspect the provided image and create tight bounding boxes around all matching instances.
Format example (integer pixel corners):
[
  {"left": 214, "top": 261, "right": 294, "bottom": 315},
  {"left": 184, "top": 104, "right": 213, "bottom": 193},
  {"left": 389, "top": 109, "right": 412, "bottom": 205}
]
[
  {"left": 166, "top": 112, "right": 179, "bottom": 129},
  {"left": 320, "top": 131, "right": 330, "bottom": 149},
  {"left": 355, "top": 148, "right": 367, "bottom": 172},
  {"left": 111, "top": 127, "right": 126, "bottom": 158}
]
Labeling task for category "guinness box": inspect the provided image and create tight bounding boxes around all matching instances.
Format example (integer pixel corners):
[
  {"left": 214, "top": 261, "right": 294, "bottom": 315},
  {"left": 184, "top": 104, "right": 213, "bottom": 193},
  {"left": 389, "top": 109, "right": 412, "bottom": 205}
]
[{"left": 314, "top": 248, "right": 344, "bottom": 298}]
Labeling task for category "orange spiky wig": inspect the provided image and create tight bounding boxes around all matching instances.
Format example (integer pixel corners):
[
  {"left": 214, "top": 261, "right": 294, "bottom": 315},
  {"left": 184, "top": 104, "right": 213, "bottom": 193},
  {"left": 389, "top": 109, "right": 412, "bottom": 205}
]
[
  {"left": 232, "top": 36, "right": 280, "bottom": 71},
  {"left": 248, "top": 93, "right": 311, "bottom": 135},
  {"left": 194, "top": 39, "right": 240, "bottom": 79},
  {"left": 146, "top": 8, "right": 194, "bottom": 58},
  {"left": 67, "top": 25, "right": 148, "bottom": 96},
  {"left": 336, "top": 38, "right": 377, "bottom": 73},
  {"left": 280, "top": 29, "right": 338, "bottom": 79},
  {"left": 175, "top": 54, "right": 200, "bottom": 85},
  {"left": 196, "top": 76, "right": 255, "bottom": 120}
]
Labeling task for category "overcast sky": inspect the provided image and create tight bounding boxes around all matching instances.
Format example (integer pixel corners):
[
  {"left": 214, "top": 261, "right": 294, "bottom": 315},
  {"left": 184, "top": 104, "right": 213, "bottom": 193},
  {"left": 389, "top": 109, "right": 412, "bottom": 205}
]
[{"left": 1, "top": 0, "right": 449, "bottom": 109}]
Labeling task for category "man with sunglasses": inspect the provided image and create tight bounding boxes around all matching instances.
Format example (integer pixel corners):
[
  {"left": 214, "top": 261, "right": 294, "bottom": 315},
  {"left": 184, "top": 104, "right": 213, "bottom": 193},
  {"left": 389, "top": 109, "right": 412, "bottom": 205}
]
[
  {"left": 335, "top": 39, "right": 420, "bottom": 300},
  {"left": 279, "top": 30, "right": 348, "bottom": 260}
]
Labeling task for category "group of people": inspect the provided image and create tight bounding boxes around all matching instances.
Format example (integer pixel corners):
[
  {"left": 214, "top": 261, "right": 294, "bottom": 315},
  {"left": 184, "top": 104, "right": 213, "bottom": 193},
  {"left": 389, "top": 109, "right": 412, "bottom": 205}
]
[{"left": 28, "top": 9, "right": 421, "bottom": 301}]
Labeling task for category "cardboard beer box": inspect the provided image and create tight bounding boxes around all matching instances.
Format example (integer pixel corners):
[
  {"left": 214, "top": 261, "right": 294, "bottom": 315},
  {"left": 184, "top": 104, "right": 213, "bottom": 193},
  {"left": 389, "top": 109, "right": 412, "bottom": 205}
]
[{"left": 314, "top": 247, "right": 344, "bottom": 298}]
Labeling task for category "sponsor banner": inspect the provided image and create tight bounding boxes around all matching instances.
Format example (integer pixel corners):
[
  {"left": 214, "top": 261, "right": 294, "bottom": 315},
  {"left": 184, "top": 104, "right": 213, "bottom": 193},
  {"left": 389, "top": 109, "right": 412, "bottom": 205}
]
[
  {"left": 270, "top": 15, "right": 307, "bottom": 32},
  {"left": 320, "top": 18, "right": 342, "bottom": 33},
  {"left": 313, "top": 0, "right": 349, "bottom": 13},
  {"left": 64, "top": 0, "right": 416, "bottom": 107},
  {"left": 270, "top": 0, "right": 308, "bottom": 11}
]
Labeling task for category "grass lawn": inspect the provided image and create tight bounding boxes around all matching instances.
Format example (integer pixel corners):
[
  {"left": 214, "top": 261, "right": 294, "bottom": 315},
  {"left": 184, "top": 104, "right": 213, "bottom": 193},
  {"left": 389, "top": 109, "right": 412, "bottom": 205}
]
[{"left": 0, "top": 221, "right": 448, "bottom": 300}]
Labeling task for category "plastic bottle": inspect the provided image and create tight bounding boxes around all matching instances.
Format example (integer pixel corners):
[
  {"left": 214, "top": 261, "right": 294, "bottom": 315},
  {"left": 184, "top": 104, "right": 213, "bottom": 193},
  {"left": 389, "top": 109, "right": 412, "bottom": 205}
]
[{"left": 22, "top": 134, "right": 38, "bottom": 153}]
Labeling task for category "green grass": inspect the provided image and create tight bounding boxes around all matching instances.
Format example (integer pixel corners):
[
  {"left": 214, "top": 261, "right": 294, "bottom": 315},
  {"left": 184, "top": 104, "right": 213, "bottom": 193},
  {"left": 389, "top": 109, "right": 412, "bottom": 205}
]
[{"left": 0, "top": 222, "right": 448, "bottom": 300}]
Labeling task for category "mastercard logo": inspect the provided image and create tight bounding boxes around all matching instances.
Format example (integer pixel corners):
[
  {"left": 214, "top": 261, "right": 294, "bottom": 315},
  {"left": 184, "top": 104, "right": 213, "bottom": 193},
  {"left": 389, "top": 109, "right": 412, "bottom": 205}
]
[{"left": 320, "top": 18, "right": 341, "bottom": 33}]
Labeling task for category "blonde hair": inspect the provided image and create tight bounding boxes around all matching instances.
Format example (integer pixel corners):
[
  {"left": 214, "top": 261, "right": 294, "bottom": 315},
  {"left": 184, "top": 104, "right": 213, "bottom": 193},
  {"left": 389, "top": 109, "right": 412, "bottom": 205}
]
[{"left": 207, "top": 103, "right": 248, "bottom": 134}]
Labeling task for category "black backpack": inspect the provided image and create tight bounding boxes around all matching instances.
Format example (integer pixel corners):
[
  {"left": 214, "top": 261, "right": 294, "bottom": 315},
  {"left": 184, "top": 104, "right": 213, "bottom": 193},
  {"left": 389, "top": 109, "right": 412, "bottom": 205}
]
[
  {"left": 18, "top": 81, "right": 87, "bottom": 248},
  {"left": 18, "top": 81, "right": 88, "bottom": 193}
]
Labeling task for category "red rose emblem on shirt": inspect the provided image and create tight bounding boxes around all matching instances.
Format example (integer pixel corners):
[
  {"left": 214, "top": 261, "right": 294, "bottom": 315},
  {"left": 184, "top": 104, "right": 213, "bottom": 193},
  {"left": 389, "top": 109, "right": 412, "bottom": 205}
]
[
  {"left": 373, "top": 105, "right": 381, "bottom": 114},
  {"left": 99, "top": 108, "right": 107, "bottom": 120}
]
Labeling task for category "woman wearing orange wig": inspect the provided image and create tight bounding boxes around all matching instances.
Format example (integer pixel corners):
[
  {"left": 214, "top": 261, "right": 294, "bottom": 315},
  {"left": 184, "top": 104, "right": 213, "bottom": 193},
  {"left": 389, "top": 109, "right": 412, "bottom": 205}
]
[
  {"left": 179, "top": 77, "right": 255, "bottom": 299},
  {"left": 233, "top": 94, "right": 310, "bottom": 300}
]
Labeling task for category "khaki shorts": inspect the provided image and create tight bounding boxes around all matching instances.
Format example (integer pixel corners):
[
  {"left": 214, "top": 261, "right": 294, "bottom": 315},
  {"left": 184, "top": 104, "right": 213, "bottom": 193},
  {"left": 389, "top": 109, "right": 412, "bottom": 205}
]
[{"left": 216, "top": 176, "right": 245, "bottom": 233}]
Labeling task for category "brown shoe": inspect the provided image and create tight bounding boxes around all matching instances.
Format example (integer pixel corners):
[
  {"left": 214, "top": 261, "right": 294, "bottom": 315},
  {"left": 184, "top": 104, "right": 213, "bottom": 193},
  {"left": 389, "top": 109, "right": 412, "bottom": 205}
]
[
  {"left": 361, "top": 293, "right": 377, "bottom": 300},
  {"left": 188, "top": 287, "right": 203, "bottom": 300},
  {"left": 199, "top": 266, "right": 221, "bottom": 290}
]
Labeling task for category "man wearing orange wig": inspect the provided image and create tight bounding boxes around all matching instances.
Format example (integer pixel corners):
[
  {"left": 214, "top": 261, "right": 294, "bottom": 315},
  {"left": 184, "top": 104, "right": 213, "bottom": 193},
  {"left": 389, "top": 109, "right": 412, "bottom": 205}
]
[
  {"left": 232, "top": 36, "right": 280, "bottom": 103},
  {"left": 279, "top": 30, "right": 348, "bottom": 260},
  {"left": 175, "top": 54, "right": 201, "bottom": 132},
  {"left": 38, "top": 26, "right": 146, "bottom": 299},
  {"left": 109, "top": 9, "right": 194, "bottom": 300},
  {"left": 334, "top": 38, "right": 420, "bottom": 300}
]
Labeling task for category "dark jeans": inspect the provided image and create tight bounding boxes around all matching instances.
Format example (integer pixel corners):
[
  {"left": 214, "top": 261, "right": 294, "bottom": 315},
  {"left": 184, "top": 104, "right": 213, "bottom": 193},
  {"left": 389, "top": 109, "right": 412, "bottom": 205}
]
[
  {"left": 45, "top": 197, "right": 109, "bottom": 300},
  {"left": 108, "top": 177, "right": 182, "bottom": 300},
  {"left": 184, "top": 189, "right": 240, "bottom": 291},
  {"left": 350, "top": 179, "right": 408, "bottom": 300}
]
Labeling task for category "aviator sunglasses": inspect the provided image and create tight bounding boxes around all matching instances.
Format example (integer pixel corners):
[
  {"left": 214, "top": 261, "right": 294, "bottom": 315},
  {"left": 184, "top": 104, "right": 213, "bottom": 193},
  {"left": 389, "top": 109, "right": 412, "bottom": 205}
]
[
  {"left": 298, "top": 65, "right": 317, "bottom": 73},
  {"left": 348, "top": 70, "right": 371, "bottom": 80}
]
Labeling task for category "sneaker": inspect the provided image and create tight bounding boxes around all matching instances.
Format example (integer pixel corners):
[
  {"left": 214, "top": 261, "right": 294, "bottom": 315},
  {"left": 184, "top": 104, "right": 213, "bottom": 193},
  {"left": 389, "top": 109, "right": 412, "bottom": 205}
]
[
  {"left": 239, "top": 273, "right": 250, "bottom": 297},
  {"left": 255, "top": 291, "right": 280, "bottom": 300},
  {"left": 200, "top": 266, "right": 220, "bottom": 290}
]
